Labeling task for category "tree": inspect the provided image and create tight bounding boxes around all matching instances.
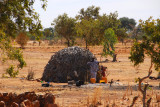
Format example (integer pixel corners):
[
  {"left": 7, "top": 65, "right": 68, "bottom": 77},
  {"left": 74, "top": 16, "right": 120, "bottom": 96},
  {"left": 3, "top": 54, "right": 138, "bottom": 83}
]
[
  {"left": 129, "top": 17, "right": 160, "bottom": 107},
  {"left": 16, "top": 32, "right": 29, "bottom": 49},
  {"left": 98, "top": 12, "right": 127, "bottom": 41},
  {"left": 76, "top": 5, "right": 100, "bottom": 21},
  {"left": 76, "top": 6, "right": 100, "bottom": 48},
  {"left": 115, "top": 28, "right": 128, "bottom": 44},
  {"left": 119, "top": 17, "right": 136, "bottom": 31},
  {"left": 131, "top": 25, "right": 144, "bottom": 41},
  {"left": 98, "top": 12, "right": 126, "bottom": 61},
  {"left": 53, "top": 13, "right": 76, "bottom": 47},
  {"left": 43, "top": 27, "right": 54, "bottom": 40},
  {"left": 76, "top": 18, "right": 101, "bottom": 49},
  {"left": 102, "top": 28, "right": 118, "bottom": 62},
  {"left": 0, "top": 0, "right": 47, "bottom": 77}
]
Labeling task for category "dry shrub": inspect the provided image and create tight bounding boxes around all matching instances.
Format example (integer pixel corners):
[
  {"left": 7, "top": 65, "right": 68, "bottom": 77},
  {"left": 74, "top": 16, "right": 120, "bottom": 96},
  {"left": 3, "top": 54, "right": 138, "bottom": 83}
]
[
  {"left": 16, "top": 32, "right": 29, "bottom": 49},
  {"left": 90, "top": 87, "right": 102, "bottom": 107},
  {"left": 26, "top": 67, "right": 35, "bottom": 80},
  {"left": 48, "top": 40, "right": 54, "bottom": 46}
]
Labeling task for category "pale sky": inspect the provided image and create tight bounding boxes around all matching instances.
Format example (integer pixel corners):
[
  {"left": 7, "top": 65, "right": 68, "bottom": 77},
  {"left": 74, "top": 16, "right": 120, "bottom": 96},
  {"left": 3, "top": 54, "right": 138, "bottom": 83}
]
[{"left": 34, "top": 0, "right": 160, "bottom": 28}]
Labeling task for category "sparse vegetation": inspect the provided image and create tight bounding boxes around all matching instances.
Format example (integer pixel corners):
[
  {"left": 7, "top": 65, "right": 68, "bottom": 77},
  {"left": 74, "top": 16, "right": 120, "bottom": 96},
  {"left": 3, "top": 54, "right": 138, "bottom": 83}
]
[
  {"left": 0, "top": 1, "right": 159, "bottom": 106},
  {"left": 129, "top": 17, "right": 160, "bottom": 107},
  {"left": 26, "top": 67, "right": 35, "bottom": 80}
]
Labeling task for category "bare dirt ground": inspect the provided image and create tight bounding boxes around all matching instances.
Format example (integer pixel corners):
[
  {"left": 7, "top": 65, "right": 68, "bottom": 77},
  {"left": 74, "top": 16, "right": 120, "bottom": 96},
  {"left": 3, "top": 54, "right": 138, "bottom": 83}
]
[{"left": 0, "top": 42, "right": 160, "bottom": 107}]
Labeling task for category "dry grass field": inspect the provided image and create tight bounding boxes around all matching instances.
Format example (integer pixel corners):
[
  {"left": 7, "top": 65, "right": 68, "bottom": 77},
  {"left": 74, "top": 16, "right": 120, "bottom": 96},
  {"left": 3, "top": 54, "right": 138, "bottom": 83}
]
[{"left": 0, "top": 41, "right": 160, "bottom": 107}]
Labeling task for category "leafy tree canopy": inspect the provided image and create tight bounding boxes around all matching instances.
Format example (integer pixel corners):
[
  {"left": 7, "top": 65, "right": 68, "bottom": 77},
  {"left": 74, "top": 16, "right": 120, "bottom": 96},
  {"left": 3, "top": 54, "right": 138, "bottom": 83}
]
[
  {"left": 98, "top": 12, "right": 126, "bottom": 40},
  {"left": 52, "top": 13, "right": 76, "bottom": 47},
  {"left": 43, "top": 27, "right": 54, "bottom": 40},
  {"left": 119, "top": 17, "right": 136, "bottom": 31},
  {"left": 76, "top": 18, "right": 101, "bottom": 48},
  {"left": 0, "top": 0, "right": 47, "bottom": 77},
  {"left": 76, "top": 10, "right": 125, "bottom": 49},
  {"left": 102, "top": 28, "right": 118, "bottom": 57},
  {"left": 76, "top": 5, "right": 100, "bottom": 20},
  {"left": 129, "top": 17, "right": 160, "bottom": 107},
  {"left": 129, "top": 17, "right": 160, "bottom": 71}
]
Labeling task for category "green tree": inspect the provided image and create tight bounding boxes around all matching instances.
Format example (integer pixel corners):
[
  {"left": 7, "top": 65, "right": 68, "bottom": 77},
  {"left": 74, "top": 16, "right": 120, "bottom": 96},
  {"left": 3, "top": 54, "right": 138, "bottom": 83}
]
[
  {"left": 52, "top": 13, "right": 76, "bottom": 47},
  {"left": 43, "top": 27, "right": 54, "bottom": 40},
  {"left": 102, "top": 28, "right": 118, "bottom": 62},
  {"left": 76, "top": 6, "right": 100, "bottom": 48},
  {"left": 129, "top": 17, "right": 160, "bottom": 107},
  {"left": 98, "top": 12, "right": 127, "bottom": 41},
  {"left": 76, "top": 5, "right": 100, "bottom": 20},
  {"left": 98, "top": 12, "right": 126, "bottom": 58},
  {"left": 76, "top": 18, "right": 101, "bottom": 49},
  {"left": 0, "top": 0, "right": 47, "bottom": 77},
  {"left": 119, "top": 17, "right": 136, "bottom": 31},
  {"left": 116, "top": 28, "right": 128, "bottom": 44},
  {"left": 26, "top": 32, "right": 35, "bottom": 40}
]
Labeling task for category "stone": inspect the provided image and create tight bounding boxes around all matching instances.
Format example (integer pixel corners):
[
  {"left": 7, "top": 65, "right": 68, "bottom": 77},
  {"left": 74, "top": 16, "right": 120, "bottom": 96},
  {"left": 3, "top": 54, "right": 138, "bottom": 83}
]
[
  {"left": 3, "top": 93, "right": 9, "bottom": 102},
  {"left": 20, "top": 102, "right": 26, "bottom": 107},
  {"left": 3, "top": 93, "right": 8, "bottom": 96},
  {"left": 44, "top": 104, "right": 58, "bottom": 107},
  {"left": 11, "top": 102, "right": 19, "bottom": 107},
  {"left": 42, "top": 46, "right": 95, "bottom": 82},
  {"left": 0, "top": 92, "right": 57, "bottom": 107},
  {"left": 0, "top": 93, "right": 3, "bottom": 101},
  {"left": 11, "top": 93, "right": 18, "bottom": 104},
  {"left": 156, "top": 94, "right": 160, "bottom": 102},
  {"left": 45, "top": 93, "right": 55, "bottom": 104},
  {"left": 32, "top": 100, "right": 40, "bottom": 107},
  {"left": 0, "top": 101, "right": 5, "bottom": 107},
  {"left": 17, "top": 93, "right": 25, "bottom": 102},
  {"left": 27, "top": 92, "right": 37, "bottom": 101},
  {"left": 23, "top": 99, "right": 32, "bottom": 107}
]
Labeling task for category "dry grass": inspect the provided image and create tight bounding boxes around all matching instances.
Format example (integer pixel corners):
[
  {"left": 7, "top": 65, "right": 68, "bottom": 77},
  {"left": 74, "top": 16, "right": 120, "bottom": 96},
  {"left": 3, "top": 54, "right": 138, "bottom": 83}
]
[
  {"left": 0, "top": 41, "right": 160, "bottom": 106},
  {"left": 90, "top": 87, "right": 102, "bottom": 106},
  {"left": 26, "top": 67, "right": 35, "bottom": 80}
]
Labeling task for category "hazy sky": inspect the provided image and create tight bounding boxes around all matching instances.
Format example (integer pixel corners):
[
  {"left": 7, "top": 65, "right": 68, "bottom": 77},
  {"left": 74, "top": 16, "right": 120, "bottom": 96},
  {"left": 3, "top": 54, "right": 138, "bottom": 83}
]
[{"left": 34, "top": 0, "right": 160, "bottom": 28}]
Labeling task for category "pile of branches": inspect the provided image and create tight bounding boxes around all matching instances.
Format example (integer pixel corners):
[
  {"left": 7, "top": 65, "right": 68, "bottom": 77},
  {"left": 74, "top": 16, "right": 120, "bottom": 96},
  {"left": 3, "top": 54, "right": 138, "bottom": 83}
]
[{"left": 42, "top": 46, "right": 95, "bottom": 82}]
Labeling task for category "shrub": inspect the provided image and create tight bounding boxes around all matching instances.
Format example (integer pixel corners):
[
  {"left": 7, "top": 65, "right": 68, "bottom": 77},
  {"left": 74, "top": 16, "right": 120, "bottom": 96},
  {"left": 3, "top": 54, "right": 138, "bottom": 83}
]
[
  {"left": 16, "top": 32, "right": 29, "bottom": 49},
  {"left": 48, "top": 40, "right": 54, "bottom": 46},
  {"left": 26, "top": 67, "right": 35, "bottom": 80},
  {"left": 3, "top": 65, "right": 19, "bottom": 78}
]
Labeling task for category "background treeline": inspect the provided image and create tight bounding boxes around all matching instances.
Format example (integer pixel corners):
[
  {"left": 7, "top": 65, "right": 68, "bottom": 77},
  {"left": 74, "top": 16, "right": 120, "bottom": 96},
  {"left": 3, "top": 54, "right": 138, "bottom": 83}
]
[{"left": 21, "top": 6, "right": 144, "bottom": 48}]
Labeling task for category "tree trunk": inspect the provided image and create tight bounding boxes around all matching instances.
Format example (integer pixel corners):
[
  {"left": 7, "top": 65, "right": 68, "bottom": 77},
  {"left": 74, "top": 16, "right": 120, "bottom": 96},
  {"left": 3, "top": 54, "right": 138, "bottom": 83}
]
[
  {"left": 112, "top": 54, "right": 117, "bottom": 62},
  {"left": 142, "top": 88, "right": 147, "bottom": 107},
  {"left": 121, "top": 38, "right": 124, "bottom": 45},
  {"left": 39, "top": 41, "right": 41, "bottom": 46},
  {"left": 85, "top": 40, "right": 88, "bottom": 49},
  {"left": 138, "top": 61, "right": 153, "bottom": 107},
  {"left": 21, "top": 44, "right": 25, "bottom": 49},
  {"left": 157, "top": 72, "right": 160, "bottom": 79},
  {"left": 67, "top": 40, "right": 70, "bottom": 47}
]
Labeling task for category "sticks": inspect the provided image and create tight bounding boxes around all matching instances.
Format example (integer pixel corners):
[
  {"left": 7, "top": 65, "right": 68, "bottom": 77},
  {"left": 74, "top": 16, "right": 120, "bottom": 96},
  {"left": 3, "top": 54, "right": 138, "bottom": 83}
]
[
  {"left": 130, "top": 96, "right": 139, "bottom": 107},
  {"left": 138, "top": 60, "right": 153, "bottom": 107}
]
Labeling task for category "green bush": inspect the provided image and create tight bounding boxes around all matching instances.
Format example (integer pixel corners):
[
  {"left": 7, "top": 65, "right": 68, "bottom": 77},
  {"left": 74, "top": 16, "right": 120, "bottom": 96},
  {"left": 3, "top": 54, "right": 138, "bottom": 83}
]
[{"left": 3, "top": 65, "right": 19, "bottom": 78}]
